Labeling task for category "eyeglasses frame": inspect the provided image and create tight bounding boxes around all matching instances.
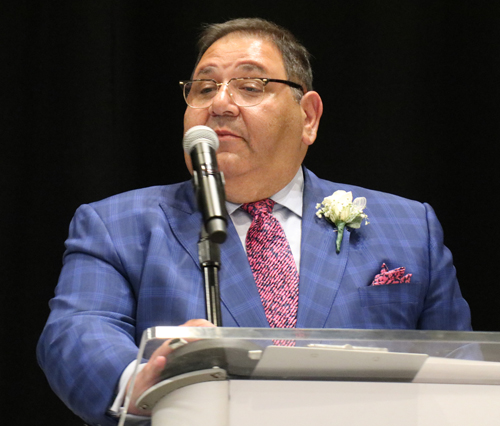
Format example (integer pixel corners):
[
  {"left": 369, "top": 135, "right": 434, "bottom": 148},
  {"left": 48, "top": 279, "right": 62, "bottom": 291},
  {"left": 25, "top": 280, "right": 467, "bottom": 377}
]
[{"left": 179, "top": 77, "right": 305, "bottom": 108}]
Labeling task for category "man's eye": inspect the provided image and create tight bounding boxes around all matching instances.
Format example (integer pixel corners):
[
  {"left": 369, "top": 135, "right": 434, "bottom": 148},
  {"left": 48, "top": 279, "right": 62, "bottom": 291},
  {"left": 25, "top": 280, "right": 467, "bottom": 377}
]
[
  {"left": 238, "top": 83, "right": 263, "bottom": 94},
  {"left": 198, "top": 85, "right": 216, "bottom": 95},
  {"left": 242, "top": 86, "right": 260, "bottom": 92}
]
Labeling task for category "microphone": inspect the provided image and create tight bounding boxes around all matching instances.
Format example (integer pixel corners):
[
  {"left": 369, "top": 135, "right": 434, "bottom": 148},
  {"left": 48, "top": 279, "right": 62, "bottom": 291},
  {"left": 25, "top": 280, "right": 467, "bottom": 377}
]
[{"left": 183, "top": 125, "right": 228, "bottom": 244}]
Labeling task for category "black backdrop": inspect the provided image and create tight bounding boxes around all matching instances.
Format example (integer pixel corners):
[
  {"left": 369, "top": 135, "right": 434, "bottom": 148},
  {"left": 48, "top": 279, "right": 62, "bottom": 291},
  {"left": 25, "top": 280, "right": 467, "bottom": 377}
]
[{"left": 3, "top": 2, "right": 500, "bottom": 424}]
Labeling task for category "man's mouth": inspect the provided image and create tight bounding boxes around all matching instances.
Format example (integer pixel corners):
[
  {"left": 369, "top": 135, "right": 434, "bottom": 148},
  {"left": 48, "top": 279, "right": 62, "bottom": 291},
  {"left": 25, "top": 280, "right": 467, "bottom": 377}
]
[{"left": 214, "top": 129, "right": 242, "bottom": 141}]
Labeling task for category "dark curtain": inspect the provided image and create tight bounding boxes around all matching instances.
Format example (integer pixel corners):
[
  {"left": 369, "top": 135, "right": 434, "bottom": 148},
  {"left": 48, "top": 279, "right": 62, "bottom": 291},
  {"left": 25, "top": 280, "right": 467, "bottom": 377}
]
[{"left": 2, "top": 1, "right": 499, "bottom": 424}]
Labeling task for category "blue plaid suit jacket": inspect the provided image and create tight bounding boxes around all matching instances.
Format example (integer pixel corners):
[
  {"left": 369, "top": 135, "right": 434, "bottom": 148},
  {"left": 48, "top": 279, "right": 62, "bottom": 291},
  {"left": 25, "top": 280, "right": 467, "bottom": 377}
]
[{"left": 37, "top": 167, "right": 471, "bottom": 425}]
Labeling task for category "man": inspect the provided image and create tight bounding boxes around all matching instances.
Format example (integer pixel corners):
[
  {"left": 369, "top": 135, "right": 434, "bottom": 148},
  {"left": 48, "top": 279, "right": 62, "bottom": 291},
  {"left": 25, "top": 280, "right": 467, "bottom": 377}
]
[{"left": 37, "top": 18, "right": 471, "bottom": 426}]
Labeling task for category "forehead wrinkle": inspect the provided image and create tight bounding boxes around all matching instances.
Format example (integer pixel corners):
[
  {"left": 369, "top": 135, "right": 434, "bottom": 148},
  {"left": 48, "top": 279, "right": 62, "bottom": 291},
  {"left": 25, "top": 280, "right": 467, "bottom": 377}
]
[
  {"left": 237, "top": 63, "right": 266, "bottom": 74},
  {"left": 194, "top": 36, "right": 284, "bottom": 79},
  {"left": 195, "top": 62, "right": 269, "bottom": 80}
]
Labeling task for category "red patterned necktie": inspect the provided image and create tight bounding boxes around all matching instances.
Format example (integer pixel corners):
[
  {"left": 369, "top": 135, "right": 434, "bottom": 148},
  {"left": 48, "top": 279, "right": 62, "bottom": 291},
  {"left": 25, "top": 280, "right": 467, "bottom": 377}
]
[{"left": 241, "top": 199, "right": 299, "bottom": 329}]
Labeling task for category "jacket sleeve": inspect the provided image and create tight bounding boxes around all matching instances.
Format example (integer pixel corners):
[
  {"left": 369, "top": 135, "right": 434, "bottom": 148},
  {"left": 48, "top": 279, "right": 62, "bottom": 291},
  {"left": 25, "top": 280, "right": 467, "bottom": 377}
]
[
  {"left": 37, "top": 204, "right": 140, "bottom": 426},
  {"left": 416, "top": 203, "right": 472, "bottom": 330}
]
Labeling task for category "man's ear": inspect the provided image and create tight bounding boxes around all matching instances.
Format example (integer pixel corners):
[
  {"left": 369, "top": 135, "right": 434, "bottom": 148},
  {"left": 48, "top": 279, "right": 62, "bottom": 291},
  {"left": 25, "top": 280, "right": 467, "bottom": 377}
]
[{"left": 300, "top": 91, "right": 323, "bottom": 146}]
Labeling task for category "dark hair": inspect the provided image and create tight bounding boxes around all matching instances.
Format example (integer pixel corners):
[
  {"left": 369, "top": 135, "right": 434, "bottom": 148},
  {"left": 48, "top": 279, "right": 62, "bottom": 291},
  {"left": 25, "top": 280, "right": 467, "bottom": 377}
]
[{"left": 195, "top": 18, "right": 313, "bottom": 94}]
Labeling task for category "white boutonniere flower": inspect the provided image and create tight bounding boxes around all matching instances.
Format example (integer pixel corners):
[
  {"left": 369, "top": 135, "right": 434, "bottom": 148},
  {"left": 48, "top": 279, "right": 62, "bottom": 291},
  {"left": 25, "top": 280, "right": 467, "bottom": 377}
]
[{"left": 316, "top": 190, "right": 369, "bottom": 253}]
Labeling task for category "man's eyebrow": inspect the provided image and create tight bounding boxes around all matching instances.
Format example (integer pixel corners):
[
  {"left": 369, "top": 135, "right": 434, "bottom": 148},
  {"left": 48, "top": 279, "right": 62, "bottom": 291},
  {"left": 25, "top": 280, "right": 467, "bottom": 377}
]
[
  {"left": 196, "top": 66, "right": 216, "bottom": 77},
  {"left": 195, "top": 62, "right": 268, "bottom": 78}
]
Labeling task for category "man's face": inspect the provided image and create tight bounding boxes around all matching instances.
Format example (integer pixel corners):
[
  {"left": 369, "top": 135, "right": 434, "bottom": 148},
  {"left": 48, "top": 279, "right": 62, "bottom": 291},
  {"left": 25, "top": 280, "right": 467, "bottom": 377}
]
[{"left": 183, "top": 33, "right": 312, "bottom": 203}]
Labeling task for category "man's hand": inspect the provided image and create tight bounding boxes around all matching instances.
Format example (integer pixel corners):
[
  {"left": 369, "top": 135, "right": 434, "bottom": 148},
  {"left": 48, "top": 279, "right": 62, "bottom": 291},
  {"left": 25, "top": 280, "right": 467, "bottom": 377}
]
[{"left": 127, "top": 318, "right": 215, "bottom": 415}]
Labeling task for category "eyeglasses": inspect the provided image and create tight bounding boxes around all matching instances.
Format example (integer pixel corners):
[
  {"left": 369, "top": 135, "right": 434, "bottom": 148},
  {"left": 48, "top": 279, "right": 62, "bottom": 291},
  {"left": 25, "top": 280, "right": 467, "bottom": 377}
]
[{"left": 179, "top": 77, "right": 304, "bottom": 108}]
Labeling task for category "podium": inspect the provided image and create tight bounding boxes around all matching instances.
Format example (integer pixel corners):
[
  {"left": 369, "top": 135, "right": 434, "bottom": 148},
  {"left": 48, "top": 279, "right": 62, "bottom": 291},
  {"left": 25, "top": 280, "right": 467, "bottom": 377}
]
[{"left": 120, "top": 328, "right": 500, "bottom": 425}]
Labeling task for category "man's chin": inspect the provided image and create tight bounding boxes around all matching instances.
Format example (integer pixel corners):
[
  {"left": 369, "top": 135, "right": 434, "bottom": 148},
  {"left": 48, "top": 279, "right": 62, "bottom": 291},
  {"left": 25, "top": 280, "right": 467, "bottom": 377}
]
[{"left": 216, "top": 152, "right": 245, "bottom": 177}]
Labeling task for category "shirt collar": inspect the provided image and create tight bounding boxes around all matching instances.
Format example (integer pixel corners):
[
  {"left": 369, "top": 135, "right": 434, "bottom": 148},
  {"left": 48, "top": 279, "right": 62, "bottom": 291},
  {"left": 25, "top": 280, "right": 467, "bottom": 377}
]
[{"left": 226, "top": 168, "right": 304, "bottom": 218}]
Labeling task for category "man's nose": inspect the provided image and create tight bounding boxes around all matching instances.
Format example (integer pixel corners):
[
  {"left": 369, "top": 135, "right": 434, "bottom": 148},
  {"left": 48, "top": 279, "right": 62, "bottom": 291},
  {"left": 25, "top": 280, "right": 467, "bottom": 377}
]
[{"left": 209, "top": 84, "right": 239, "bottom": 116}]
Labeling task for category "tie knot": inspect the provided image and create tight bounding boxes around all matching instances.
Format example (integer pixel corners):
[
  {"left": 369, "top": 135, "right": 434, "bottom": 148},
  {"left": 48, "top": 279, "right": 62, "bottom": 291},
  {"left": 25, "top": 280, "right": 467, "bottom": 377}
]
[{"left": 241, "top": 199, "right": 275, "bottom": 217}]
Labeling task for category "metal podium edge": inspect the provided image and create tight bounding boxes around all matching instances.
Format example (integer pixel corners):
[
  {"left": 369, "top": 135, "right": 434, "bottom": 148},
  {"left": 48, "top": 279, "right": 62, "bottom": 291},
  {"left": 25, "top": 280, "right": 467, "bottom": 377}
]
[{"left": 136, "top": 367, "right": 228, "bottom": 411}]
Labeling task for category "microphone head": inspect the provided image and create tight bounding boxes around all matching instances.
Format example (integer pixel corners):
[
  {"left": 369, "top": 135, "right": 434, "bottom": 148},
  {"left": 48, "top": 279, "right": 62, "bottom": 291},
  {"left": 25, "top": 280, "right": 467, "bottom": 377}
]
[{"left": 183, "top": 125, "right": 219, "bottom": 153}]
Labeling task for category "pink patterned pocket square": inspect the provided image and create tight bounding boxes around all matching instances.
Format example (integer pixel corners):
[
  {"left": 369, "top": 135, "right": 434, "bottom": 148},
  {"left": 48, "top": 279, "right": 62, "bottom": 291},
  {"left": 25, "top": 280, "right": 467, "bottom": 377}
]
[{"left": 371, "top": 263, "right": 412, "bottom": 285}]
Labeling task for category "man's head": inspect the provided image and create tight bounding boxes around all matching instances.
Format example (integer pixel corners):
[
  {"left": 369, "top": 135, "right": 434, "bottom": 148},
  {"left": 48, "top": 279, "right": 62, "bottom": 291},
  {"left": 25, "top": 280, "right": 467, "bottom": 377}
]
[{"left": 183, "top": 18, "right": 323, "bottom": 203}]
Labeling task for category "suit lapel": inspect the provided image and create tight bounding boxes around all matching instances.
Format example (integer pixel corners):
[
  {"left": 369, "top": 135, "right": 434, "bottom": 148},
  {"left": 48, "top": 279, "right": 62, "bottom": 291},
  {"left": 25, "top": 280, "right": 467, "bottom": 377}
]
[
  {"left": 296, "top": 169, "right": 349, "bottom": 328},
  {"left": 160, "top": 181, "right": 268, "bottom": 327},
  {"left": 159, "top": 181, "right": 202, "bottom": 269}
]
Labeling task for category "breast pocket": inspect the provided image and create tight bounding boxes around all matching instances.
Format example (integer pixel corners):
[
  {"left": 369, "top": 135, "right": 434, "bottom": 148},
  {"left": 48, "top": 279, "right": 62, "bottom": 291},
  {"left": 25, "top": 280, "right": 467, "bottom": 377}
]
[
  {"left": 358, "top": 282, "right": 422, "bottom": 307},
  {"left": 356, "top": 283, "right": 424, "bottom": 329}
]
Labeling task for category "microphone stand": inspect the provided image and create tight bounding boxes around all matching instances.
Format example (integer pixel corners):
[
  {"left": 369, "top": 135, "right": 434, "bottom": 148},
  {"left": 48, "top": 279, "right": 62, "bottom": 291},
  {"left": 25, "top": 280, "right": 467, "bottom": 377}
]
[{"left": 198, "top": 225, "right": 222, "bottom": 326}]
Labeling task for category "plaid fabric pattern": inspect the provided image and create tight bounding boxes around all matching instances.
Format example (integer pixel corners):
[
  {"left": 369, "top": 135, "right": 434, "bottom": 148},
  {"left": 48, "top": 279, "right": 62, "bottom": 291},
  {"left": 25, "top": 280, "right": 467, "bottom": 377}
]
[
  {"left": 37, "top": 167, "right": 471, "bottom": 426},
  {"left": 241, "top": 199, "right": 299, "bottom": 329}
]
